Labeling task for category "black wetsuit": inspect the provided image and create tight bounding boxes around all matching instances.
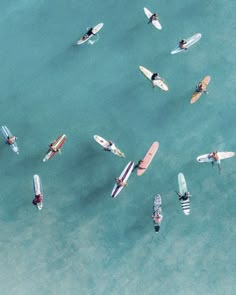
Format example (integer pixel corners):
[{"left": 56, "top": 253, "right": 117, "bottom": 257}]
[
  {"left": 151, "top": 73, "right": 159, "bottom": 81},
  {"left": 87, "top": 28, "right": 94, "bottom": 37},
  {"left": 176, "top": 191, "right": 189, "bottom": 201}
]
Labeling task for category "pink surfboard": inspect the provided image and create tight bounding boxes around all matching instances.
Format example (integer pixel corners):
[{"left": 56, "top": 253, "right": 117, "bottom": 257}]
[{"left": 137, "top": 142, "right": 159, "bottom": 176}]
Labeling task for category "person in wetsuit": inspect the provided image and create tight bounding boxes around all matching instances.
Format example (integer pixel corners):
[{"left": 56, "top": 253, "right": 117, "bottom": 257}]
[
  {"left": 179, "top": 39, "right": 188, "bottom": 50},
  {"left": 148, "top": 13, "right": 158, "bottom": 23},
  {"left": 175, "top": 191, "right": 191, "bottom": 201},
  {"left": 82, "top": 27, "right": 95, "bottom": 40}
]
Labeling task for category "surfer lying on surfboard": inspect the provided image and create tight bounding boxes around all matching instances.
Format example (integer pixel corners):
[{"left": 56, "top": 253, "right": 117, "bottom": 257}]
[
  {"left": 7, "top": 135, "right": 17, "bottom": 145},
  {"left": 208, "top": 151, "right": 221, "bottom": 172},
  {"left": 175, "top": 191, "right": 191, "bottom": 201},
  {"left": 179, "top": 39, "right": 188, "bottom": 50},
  {"left": 115, "top": 178, "right": 127, "bottom": 187}
]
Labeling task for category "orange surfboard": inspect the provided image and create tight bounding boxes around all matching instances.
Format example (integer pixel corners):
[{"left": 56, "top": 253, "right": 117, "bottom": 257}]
[
  {"left": 137, "top": 142, "right": 159, "bottom": 176},
  {"left": 190, "top": 76, "right": 210, "bottom": 104}
]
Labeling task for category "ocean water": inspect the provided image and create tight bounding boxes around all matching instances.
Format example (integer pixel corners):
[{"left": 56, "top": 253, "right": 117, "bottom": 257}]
[{"left": 0, "top": 0, "right": 235, "bottom": 294}]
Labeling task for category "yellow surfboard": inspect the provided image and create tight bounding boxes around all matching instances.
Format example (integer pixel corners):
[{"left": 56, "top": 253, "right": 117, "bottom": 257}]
[{"left": 190, "top": 76, "right": 210, "bottom": 104}]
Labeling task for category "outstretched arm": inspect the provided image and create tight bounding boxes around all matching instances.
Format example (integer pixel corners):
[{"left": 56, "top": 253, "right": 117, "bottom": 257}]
[{"left": 175, "top": 191, "right": 181, "bottom": 198}]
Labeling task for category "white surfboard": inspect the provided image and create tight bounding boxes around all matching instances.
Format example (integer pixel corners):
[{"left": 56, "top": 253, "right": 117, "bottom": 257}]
[
  {"left": 77, "top": 23, "right": 104, "bottom": 45},
  {"left": 94, "top": 135, "right": 125, "bottom": 158},
  {"left": 1, "top": 125, "right": 19, "bottom": 154},
  {"left": 33, "top": 175, "right": 43, "bottom": 210},
  {"left": 178, "top": 173, "right": 190, "bottom": 215},
  {"left": 144, "top": 7, "right": 162, "bottom": 30},
  {"left": 139, "top": 66, "right": 168, "bottom": 91},
  {"left": 111, "top": 161, "right": 134, "bottom": 198},
  {"left": 171, "top": 33, "right": 202, "bottom": 55},
  {"left": 196, "top": 152, "right": 235, "bottom": 163}
]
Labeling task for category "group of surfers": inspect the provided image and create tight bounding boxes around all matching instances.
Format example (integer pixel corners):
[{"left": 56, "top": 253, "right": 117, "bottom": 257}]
[
  {"left": 5, "top": 136, "right": 59, "bottom": 208},
  {"left": 32, "top": 136, "right": 63, "bottom": 207},
  {"left": 80, "top": 15, "right": 208, "bottom": 95},
  {"left": 6, "top": 136, "right": 61, "bottom": 153},
  {"left": 147, "top": 9, "right": 216, "bottom": 229},
  {"left": 102, "top": 139, "right": 221, "bottom": 189},
  {"left": 3, "top": 14, "right": 217, "bottom": 212},
  {"left": 150, "top": 65, "right": 207, "bottom": 94},
  {"left": 5, "top": 134, "right": 221, "bottom": 209},
  {"left": 149, "top": 13, "right": 189, "bottom": 51},
  {"left": 102, "top": 137, "right": 221, "bottom": 228},
  {"left": 147, "top": 13, "right": 208, "bottom": 94}
]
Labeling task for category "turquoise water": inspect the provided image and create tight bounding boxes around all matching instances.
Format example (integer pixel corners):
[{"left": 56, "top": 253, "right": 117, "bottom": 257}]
[{"left": 0, "top": 0, "right": 236, "bottom": 294}]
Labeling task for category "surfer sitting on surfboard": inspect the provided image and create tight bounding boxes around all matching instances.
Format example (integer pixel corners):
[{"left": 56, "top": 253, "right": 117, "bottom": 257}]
[
  {"left": 179, "top": 39, "right": 188, "bottom": 50},
  {"left": 148, "top": 13, "right": 158, "bottom": 23},
  {"left": 151, "top": 73, "right": 163, "bottom": 87},
  {"left": 32, "top": 194, "right": 43, "bottom": 206},
  {"left": 7, "top": 136, "right": 17, "bottom": 145},
  {"left": 133, "top": 160, "right": 144, "bottom": 171},
  {"left": 153, "top": 211, "right": 162, "bottom": 233},
  {"left": 175, "top": 191, "right": 191, "bottom": 201},
  {"left": 115, "top": 178, "right": 127, "bottom": 187},
  {"left": 104, "top": 141, "right": 115, "bottom": 152},
  {"left": 152, "top": 211, "right": 163, "bottom": 223},
  {"left": 49, "top": 143, "right": 60, "bottom": 153},
  {"left": 82, "top": 28, "right": 95, "bottom": 41},
  {"left": 208, "top": 151, "right": 221, "bottom": 171},
  {"left": 196, "top": 82, "right": 208, "bottom": 94}
]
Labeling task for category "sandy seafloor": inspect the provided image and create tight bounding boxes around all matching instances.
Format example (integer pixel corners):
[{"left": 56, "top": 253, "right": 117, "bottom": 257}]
[{"left": 0, "top": 0, "right": 235, "bottom": 294}]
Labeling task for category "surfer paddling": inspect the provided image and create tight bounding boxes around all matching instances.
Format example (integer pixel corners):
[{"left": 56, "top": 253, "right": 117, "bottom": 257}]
[
  {"left": 175, "top": 191, "right": 191, "bottom": 201},
  {"left": 208, "top": 151, "right": 221, "bottom": 172},
  {"left": 115, "top": 178, "right": 127, "bottom": 187},
  {"left": 7, "top": 135, "right": 17, "bottom": 145},
  {"left": 179, "top": 39, "right": 188, "bottom": 50}
]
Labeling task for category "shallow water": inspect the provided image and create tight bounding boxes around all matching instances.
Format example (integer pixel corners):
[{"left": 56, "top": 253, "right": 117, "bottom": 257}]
[{"left": 0, "top": 1, "right": 235, "bottom": 294}]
